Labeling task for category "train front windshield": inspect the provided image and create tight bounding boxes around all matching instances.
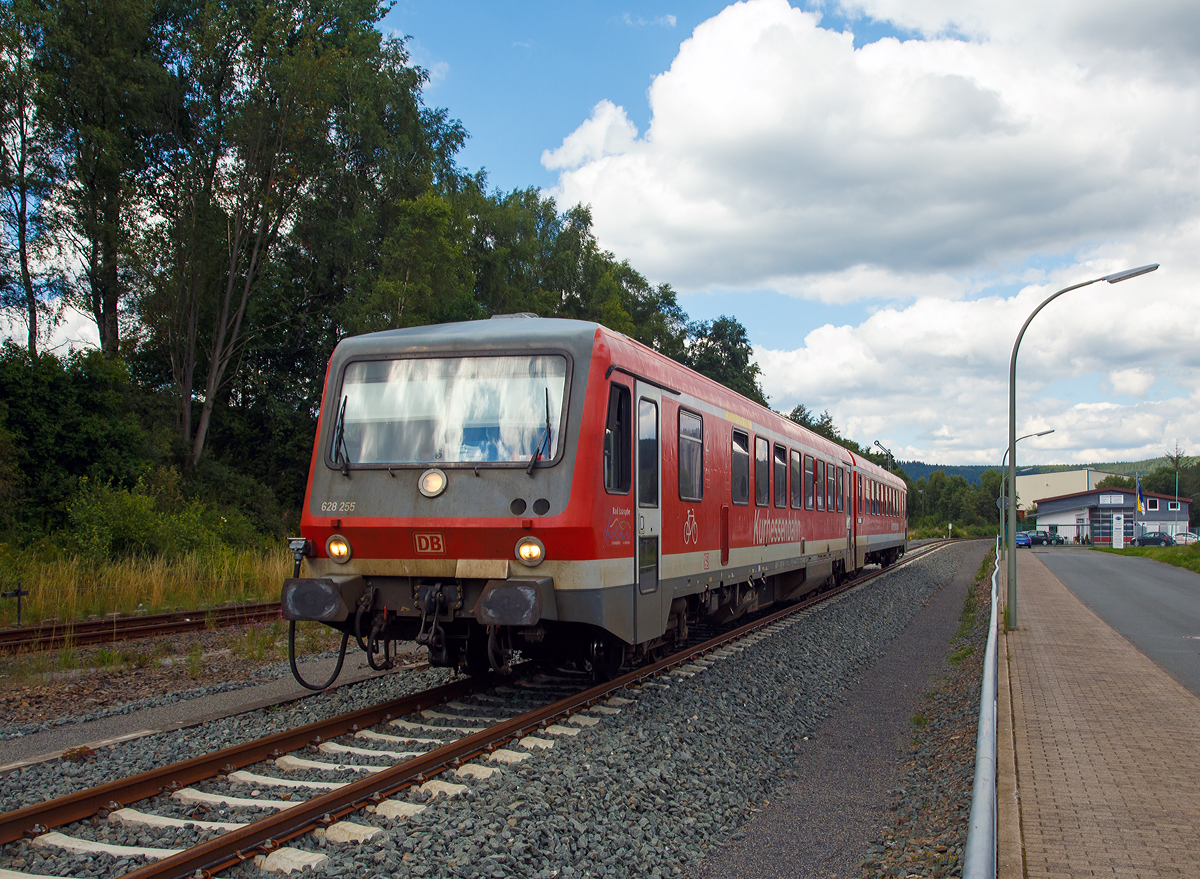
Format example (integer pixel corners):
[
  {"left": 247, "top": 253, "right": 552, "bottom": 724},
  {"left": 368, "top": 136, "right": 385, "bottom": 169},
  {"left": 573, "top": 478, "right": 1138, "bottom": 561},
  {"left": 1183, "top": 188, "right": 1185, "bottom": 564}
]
[{"left": 334, "top": 355, "right": 567, "bottom": 465}]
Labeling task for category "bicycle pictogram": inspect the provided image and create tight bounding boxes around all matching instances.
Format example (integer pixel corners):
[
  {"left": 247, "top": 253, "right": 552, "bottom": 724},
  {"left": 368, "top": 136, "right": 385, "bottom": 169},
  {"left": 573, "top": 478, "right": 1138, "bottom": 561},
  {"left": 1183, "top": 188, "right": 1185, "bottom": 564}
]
[{"left": 684, "top": 509, "right": 698, "bottom": 544}]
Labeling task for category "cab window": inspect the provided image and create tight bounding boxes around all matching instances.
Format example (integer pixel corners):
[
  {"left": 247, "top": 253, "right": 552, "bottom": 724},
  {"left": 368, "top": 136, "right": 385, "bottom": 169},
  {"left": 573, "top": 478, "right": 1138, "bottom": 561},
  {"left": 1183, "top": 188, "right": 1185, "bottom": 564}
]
[{"left": 604, "top": 384, "right": 631, "bottom": 494}]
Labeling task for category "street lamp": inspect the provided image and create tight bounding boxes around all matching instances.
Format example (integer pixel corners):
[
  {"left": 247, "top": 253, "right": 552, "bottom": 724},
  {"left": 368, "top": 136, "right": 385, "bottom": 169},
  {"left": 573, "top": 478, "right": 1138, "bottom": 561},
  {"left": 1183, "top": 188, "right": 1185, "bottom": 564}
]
[
  {"left": 1007, "top": 263, "right": 1159, "bottom": 630},
  {"left": 998, "top": 431, "right": 1054, "bottom": 552}
]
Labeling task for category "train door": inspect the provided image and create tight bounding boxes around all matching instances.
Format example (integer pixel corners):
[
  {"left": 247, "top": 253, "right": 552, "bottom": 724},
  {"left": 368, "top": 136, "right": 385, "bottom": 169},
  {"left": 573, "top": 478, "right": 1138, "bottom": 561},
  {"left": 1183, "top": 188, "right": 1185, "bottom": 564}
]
[
  {"left": 634, "top": 383, "right": 663, "bottom": 644},
  {"left": 844, "top": 467, "right": 853, "bottom": 571},
  {"left": 852, "top": 469, "right": 862, "bottom": 570}
]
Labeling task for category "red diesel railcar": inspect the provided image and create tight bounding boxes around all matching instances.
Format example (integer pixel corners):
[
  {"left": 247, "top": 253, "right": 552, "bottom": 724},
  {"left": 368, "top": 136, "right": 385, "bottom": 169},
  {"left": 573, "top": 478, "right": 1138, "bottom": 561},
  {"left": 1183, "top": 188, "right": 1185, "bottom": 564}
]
[{"left": 282, "top": 316, "right": 907, "bottom": 684}]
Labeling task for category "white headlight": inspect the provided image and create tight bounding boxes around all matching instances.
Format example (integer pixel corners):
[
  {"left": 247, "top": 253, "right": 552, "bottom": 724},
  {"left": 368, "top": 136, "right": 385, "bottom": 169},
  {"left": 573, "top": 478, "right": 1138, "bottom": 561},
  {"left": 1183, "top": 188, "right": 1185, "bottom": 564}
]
[
  {"left": 515, "top": 536, "right": 545, "bottom": 567},
  {"left": 327, "top": 534, "right": 352, "bottom": 563},
  {"left": 419, "top": 468, "right": 448, "bottom": 498}
]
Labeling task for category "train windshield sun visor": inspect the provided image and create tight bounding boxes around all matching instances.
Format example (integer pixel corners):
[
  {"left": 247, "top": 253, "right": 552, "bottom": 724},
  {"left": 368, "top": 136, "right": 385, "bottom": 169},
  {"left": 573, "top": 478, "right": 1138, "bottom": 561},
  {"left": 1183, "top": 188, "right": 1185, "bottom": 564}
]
[{"left": 332, "top": 355, "right": 568, "bottom": 466}]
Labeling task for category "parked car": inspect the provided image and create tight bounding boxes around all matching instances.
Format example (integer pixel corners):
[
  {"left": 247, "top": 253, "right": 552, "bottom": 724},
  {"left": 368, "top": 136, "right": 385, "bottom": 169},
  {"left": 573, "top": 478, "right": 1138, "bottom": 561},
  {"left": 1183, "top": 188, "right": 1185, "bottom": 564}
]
[
  {"left": 1028, "top": 531, "right": 1065, "bottom": 546},
  {"left": 1015, "top": 531, "right": 1033, "bottom": 547},
  {"left": 1129, "top": 533, "right": 1176, "bottom": 547},
  {"left": 1172, "top": 531, "right": 1199, "bottom": 545}
]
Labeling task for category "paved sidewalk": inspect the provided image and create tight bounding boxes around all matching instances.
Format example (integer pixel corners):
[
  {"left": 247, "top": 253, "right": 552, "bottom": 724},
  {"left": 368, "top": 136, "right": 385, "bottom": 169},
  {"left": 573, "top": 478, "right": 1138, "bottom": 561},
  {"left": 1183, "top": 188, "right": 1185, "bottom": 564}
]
[{"left": 1004, "top": 550, "right": 1200, "bottom": 878}]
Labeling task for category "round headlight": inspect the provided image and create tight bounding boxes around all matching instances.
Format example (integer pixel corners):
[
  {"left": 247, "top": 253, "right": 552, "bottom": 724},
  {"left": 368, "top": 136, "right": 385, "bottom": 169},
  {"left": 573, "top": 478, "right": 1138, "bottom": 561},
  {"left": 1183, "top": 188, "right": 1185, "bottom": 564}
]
[
  {"left": 327, "top": 534, "right": 352, "bottom": 563},
  {"left": 515, "top": 536, "right": 545, "bottom": 567},
  {"left": 419, "top": 468, "right": 448, "bottom": 498}
]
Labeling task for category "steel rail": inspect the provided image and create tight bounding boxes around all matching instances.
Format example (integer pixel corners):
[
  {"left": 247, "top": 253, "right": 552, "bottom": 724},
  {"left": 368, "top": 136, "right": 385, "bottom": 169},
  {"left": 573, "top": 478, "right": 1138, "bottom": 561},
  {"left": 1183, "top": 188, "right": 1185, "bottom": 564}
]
[
  {"left": 0, "top": 668, "right": 522, "bottom": 845},
  {"left": 962, "top": 537, "right": 1001, "bottom": 879},
  {"left": 119, "top": 540, "right": 954, "bottom": 879},
  {"left": 0, "top": 602, "right": 283, "bottom": 654}
]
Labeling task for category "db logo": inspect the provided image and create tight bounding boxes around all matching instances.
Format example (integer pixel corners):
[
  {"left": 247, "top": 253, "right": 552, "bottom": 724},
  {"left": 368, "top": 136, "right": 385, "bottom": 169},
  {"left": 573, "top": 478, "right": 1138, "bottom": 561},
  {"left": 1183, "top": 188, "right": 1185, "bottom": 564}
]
[{"left": 414, "top": 533, "right": 445, "bottom": 554}]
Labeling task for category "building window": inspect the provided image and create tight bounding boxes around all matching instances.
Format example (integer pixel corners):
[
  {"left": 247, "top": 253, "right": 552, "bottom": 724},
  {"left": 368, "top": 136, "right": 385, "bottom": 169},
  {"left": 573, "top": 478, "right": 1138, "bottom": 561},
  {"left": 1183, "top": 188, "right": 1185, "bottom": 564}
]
[
  {"left": 1146, "top": 498, "right": 1159, "bottom": 511},
  {"left": 1168, "top": 501, "right": 1181, "bottom": 511},
  {"left": 731, "top": 430, "right": 749, "bottom": 506}
]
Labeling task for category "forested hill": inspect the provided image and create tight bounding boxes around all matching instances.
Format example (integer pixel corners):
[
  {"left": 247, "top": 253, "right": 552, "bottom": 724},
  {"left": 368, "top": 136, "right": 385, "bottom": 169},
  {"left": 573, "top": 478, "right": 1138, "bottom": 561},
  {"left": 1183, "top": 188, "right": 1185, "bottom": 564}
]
[
  {"left": 901, "top": 458, "right": 1172, "bottom": 485},
  {"left": 899, "top": 463, "right": 995, "bottom": 485},
  {"left": 0, "top": 0, "right": 769, "bottom": 551}
]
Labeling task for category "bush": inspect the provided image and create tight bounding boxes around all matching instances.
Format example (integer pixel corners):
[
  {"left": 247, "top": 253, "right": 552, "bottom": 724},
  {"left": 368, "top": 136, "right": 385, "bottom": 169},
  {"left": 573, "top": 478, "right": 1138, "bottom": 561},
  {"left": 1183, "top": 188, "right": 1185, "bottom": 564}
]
[{"left": 59, "top": 469, "right": 270, "bottom": 562}]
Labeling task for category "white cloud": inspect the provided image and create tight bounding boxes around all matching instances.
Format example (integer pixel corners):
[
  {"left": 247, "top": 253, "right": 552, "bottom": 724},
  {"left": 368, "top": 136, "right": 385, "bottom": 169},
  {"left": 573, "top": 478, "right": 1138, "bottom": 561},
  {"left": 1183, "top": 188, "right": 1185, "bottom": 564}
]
[
  {"left": 621, "top": 13, "right": 678, "bottom": 27},
  {"left": 1108, "top": 368, "right": 1156, "bottom": 398},
  {"left": 543, "top": 0, "right": 1200, "bottom": 464},
  {"left": 545, "top": 0, "right": 1200, "bottom": 295},
  {"left": 1, "top": 306, "right": 100, "bottom": 354},
  {"left": 542, "top": 100, "right": 639, "bottom": 171}
]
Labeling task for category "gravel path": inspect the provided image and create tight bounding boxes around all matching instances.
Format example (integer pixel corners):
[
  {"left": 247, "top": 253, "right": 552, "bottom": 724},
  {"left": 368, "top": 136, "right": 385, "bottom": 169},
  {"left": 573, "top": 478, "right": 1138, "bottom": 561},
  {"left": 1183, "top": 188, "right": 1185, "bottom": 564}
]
[
  {"left": 688, "top": 541, "right": 986, "bottom": 879},
  {"left": 0, "top": 542, "right": 987, "bottom": 879}
]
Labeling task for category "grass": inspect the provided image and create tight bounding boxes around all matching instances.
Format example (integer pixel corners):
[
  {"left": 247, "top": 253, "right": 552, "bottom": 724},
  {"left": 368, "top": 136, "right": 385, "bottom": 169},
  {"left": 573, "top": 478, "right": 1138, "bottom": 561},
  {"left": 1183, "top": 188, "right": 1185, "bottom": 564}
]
[
  {"left": 0, "top": 546, "right": 290, "bottom": 626},
  {"left": 1095, "top": 542, "right": 1200, "bottom": 575}
]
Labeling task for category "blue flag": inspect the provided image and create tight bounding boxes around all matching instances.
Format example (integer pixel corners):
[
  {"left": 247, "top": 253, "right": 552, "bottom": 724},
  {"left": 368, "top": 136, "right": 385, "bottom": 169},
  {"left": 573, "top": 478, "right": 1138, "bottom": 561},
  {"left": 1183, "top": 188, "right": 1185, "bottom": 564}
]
[{"left": 1137, "top": 476, "right": 1146, "bottom": 514}]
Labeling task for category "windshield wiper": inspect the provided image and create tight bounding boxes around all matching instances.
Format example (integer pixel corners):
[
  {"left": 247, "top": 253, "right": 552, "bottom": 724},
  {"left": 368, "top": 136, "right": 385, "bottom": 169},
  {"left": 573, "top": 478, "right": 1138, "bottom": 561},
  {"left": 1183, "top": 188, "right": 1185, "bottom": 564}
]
[
  {"left": 333, "top": 395, "right": 352, "bottom": 477},
  {"left": 526, "top": 387, "right": 552, "bottom": 476}
]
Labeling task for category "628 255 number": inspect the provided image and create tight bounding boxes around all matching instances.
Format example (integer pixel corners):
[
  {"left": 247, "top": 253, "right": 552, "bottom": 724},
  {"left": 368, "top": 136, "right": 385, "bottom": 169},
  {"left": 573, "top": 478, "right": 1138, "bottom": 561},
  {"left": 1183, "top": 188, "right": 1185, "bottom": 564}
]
[{"left": 320, "top": 501, "right": 356, "bottom": 512}]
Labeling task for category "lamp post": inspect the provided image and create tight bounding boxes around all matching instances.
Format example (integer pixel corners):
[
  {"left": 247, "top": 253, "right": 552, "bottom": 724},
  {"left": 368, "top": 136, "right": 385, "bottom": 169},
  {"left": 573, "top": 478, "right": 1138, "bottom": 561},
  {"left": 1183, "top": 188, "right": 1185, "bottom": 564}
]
[
  {"left": 999, "top": 431, "right": 1054, "bottom": 553},
  {"left": 1007, "top": 263, "right": 1159, "bottom": 630}
]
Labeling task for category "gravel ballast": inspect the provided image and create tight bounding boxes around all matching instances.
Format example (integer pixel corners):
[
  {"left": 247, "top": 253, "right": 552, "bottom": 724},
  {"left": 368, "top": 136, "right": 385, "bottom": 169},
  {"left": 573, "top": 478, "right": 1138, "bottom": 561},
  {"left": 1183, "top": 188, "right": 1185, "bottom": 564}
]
[{"left": 0, "top": 542, "right": 989, "bottom": 879}]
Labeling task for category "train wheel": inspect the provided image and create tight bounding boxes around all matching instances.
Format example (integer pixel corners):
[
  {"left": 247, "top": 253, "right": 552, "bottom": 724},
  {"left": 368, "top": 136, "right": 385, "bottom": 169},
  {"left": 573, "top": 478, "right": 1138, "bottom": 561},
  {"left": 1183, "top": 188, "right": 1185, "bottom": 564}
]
[
  {"left": 462, "top": 630, "right": 490, "bottom": 677},
  {"left": 587, "top": 633, "right": 625, "bottom": 682}
]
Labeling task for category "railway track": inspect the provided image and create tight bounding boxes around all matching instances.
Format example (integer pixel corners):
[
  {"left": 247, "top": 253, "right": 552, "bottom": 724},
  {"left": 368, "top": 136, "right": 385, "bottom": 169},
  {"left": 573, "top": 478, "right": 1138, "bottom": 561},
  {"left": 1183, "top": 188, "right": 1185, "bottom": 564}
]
[
  {"left": 0, "top": 541, "right": 951, "bottom": 879},
  {"left": 0, "top": 602, "right": 283, "bottom": 654}
]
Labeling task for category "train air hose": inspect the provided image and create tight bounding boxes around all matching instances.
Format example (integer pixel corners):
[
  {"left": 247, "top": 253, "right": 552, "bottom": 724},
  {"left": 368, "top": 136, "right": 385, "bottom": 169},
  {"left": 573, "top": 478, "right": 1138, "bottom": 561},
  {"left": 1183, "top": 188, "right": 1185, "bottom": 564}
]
[{"left": 288, "top": 621, "right": 350, "bottom": 691}]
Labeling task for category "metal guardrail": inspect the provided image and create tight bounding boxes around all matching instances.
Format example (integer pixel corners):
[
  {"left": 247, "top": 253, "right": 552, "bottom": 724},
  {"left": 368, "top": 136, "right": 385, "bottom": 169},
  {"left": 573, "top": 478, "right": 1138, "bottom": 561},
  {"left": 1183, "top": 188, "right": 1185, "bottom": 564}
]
[{"left": 963, "top": 536, "right": 1001, "bottom": 879}]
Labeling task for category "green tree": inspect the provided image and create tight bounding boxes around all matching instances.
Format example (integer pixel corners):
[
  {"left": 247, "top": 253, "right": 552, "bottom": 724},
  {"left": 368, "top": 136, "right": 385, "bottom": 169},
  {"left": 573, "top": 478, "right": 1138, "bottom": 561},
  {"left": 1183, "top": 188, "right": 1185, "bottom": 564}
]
[
  {"left": 35, "top": 0, "right": 170, "bottom": 359},
  {"left": 0, "top": 0, "right": 59, "bottom": 355},
  {"left": 685, "top": 315, "right": 768, "bottom": 406}
]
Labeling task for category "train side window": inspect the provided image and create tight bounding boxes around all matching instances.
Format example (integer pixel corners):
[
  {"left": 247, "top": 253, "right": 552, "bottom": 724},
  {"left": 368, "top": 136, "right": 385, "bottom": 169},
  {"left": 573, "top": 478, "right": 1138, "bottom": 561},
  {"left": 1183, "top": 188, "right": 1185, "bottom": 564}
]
[
  {"left": 826, "top": 463, "right": 835, "bottom": 512},
  {"left": 815, "top": 460, "right": 825, "bottom": 511},
  {"left": 857, "top": 472, "right": 863, "bottom": 514},
  {"left": 836, "top": 466, "right": 844, "bottom": 513},
  {"left": 731, "top": 429, "right": 750, "bottom": 506},
  {"left": 678, "top": 410, "right": 703, "bottom": 502},
  {"left": 790, "top": 450, "right": 802, "bottom": 509},
  {"left": 604, "top": 384, "right": 631, "bottom": 494},
  {"left": 637, "top": 398, "right": 658, "bottom": 508},
  {"left": 754, "top": 437, "right": 769, "bottom": 506},
  {"left": 804, "top": 454, "right": 815, "bottom": 510},
  {"left": 773, "top": 445, "right": 788, "bottom": 507}
]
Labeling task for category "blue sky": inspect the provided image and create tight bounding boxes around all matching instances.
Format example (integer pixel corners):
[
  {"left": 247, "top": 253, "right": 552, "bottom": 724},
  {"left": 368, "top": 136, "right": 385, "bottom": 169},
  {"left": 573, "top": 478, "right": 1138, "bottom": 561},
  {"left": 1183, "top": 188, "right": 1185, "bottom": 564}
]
[
  {"left": 393, "top": 0, "right": 1199, "bottom": 466},
  {"left": 382, "top": 2, "right": 908, "bottom": 195}
]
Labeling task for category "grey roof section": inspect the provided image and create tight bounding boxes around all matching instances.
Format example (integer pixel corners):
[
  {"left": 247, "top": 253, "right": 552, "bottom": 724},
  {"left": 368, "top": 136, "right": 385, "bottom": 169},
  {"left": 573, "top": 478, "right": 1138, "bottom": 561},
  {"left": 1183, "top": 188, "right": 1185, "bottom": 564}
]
[{"left": 331, "top": 317, "right": 607, "bottom": 360}]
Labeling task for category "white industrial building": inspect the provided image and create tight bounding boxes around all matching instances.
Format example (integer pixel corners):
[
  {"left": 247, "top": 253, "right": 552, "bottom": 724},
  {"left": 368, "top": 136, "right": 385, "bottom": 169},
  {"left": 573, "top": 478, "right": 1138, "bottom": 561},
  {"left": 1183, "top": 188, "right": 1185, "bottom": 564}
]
[{"left": 1014, "top": 468, "right": 1118, "bottom": 512}]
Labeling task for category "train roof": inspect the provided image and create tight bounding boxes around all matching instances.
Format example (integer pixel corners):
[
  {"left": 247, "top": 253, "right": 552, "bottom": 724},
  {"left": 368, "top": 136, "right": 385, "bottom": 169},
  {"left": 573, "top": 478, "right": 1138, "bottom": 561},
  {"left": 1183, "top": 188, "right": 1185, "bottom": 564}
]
[
  {"left": 328, "top": 316, "right": 904, "bottom": 489},
  {"left": 331, "top": 316, "right": 604, "bottom": 359}
]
